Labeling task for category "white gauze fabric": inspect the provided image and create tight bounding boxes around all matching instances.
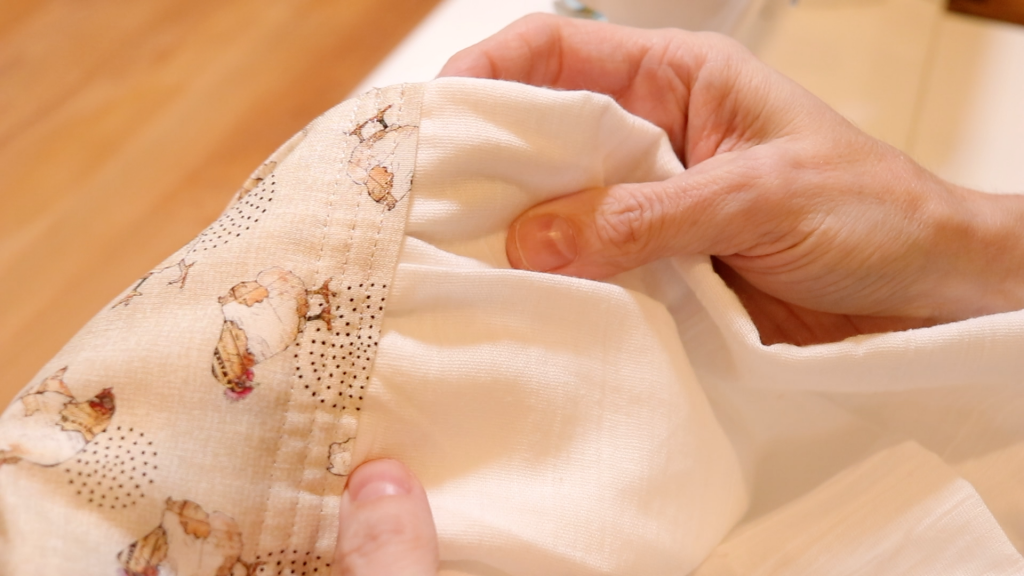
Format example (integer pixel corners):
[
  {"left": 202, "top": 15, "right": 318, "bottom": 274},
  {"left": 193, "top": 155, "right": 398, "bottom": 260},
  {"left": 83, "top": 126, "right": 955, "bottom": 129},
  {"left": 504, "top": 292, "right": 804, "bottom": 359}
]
[
  {"left": 3, "top": 77, "right": 1024, "bottom": 576},
  {"left": 0, "top": 78, "right": 744, "bottom": 576},
  {"left": 358, "top": 79, "right": 748, "bottom": 575}
]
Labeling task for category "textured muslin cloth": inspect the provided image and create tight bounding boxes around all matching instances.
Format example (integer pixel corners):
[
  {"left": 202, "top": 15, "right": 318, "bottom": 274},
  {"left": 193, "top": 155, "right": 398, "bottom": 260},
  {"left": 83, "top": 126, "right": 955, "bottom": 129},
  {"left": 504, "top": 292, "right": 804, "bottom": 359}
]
[{"left": 2, "top": 78, "right": 1024, "bottom": 576}]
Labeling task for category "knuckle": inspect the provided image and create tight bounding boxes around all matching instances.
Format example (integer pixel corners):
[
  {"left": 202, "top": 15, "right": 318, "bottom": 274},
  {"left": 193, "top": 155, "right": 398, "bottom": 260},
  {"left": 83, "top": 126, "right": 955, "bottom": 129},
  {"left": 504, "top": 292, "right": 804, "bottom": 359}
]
[
  {"left": 506, "top": 12, "right": 561, "bottom": 41},
  {"left": 515, "top": 12, "right": 559, "bottom": 27},
  {"left": 703, "top": 31, "right": 748, "bottom": 54},
  {"left": 594, "top": 190, "right": 662, "bottom": 257},
  {"left": 691, "top": 30, "right": 754, "bottom": 64}
]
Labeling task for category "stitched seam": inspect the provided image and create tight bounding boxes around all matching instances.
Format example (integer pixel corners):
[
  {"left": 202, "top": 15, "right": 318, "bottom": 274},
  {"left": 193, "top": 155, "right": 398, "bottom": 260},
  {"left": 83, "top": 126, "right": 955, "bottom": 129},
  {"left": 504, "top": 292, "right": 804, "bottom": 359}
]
[
  {"left": 290, "top": 94, "right": 363, "bottom": 562},
  {"left": 301, "top": 87, "right": 378, "bottom": 562},
  {"left": 361, "top": 87, "right": 402, "bottom": 295},
  {"left": 303, "top": 85, "right": 411, "bottom": 557},
  {"left": 253, "top": 99, "right": 354, "bottom": 560},
  {"left": 307, "top": 85, "right": 400, "bottom": 558}
]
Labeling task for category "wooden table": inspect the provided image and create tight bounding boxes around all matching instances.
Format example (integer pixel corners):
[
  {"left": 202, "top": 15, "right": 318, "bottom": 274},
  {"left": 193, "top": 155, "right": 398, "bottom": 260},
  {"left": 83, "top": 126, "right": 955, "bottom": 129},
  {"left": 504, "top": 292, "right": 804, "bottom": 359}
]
[
  {"left": 0, "top": 0, "right": 440, "bottom": 405},
  {"left": 4, "top": 0, "right": 1023, "bottom": 408}
]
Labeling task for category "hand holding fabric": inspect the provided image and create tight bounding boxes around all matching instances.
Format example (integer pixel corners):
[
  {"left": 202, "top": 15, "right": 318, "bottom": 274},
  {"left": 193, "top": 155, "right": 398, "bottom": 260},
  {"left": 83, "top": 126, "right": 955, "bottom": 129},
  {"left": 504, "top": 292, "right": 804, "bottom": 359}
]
[
  {"left": 439, "top": 14, "right": 1024, "bottom": 345},
  {"left": 333, "top": 459, "right": 438, "bottom": 576}
]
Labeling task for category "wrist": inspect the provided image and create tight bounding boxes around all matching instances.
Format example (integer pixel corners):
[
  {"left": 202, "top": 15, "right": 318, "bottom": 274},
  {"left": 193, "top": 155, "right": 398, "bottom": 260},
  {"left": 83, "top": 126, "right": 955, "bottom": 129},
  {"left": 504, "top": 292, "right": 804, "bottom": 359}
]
[{"left": 931, "top": 183, "right": 1024, "bottom": 322}]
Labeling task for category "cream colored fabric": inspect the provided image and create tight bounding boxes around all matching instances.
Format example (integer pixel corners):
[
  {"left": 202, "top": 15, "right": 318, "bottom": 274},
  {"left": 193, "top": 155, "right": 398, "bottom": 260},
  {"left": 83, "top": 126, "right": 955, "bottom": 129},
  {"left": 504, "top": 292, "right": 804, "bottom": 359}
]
[
  {"left": 362, "top": 80, "right": 746, "bottom": 575},
  {"left": 0, "top": 83, "right": 424, "bottom": 576},
  {"left": 3, "top": 77, "right": 1024, "bottom": 576},
  {"left": 693, "top": 442, "right": 1024, "bottom": 575}
]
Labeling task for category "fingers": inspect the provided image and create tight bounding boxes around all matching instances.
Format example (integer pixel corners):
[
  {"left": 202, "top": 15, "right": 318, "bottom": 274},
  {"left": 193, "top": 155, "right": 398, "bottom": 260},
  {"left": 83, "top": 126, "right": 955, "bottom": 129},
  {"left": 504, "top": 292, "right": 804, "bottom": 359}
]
[
  {"left": 439, "top": 14, "right": 785, "bottom": 162},
  {"left": 334, "top": 459, "right": 438, "bottom": 576},
  {"left": 439, "top": 13, "right": 656, "bottom": 93},
  {"left": 438, "top": 14, "right": 704, "bottom": 149},
  {"left": 506, "top": 182, "right": 689, "bottom": 279},
  {"left": 507, "top": 153, "right": 782, "bottom": 279}
]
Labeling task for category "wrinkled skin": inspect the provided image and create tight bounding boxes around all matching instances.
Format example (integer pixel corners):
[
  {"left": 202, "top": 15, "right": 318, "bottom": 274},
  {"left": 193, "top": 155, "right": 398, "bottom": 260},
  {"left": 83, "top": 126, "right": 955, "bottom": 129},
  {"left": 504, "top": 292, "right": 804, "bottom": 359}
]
[{"left": 440, "top": 14, "right": 1024, "bottom": 345}]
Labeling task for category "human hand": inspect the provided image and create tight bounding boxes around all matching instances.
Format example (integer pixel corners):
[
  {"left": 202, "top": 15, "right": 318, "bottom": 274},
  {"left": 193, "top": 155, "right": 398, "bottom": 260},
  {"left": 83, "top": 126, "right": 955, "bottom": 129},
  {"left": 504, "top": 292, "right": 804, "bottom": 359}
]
[
  {"left": 439, "top": 14, "right": 1024, "bottom": 345},
  {"left": 333, "top": 459, "right": 438, "bottom": 576}
]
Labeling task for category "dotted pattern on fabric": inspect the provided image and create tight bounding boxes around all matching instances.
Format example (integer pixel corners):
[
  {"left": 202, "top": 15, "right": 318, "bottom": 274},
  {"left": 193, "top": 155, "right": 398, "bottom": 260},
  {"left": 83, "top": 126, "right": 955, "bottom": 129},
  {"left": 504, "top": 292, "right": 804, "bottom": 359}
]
[
  {"left": 292, "top": 279, "right": 387, "bottom": 409},
  {"left": 0, "top": 84, "right": 421, "bottom": 574},
  {"left": 193, "top": 177, "right": 273, "bottom": 252},
  {"left": 62, "top": 426, "right": 156, "bottom": 510},
  {"left": 252, "top": 549, "right": 332, "bottom": 576},
  {"left": 253, "top": 82, "right": 422, "bottom": 565}
]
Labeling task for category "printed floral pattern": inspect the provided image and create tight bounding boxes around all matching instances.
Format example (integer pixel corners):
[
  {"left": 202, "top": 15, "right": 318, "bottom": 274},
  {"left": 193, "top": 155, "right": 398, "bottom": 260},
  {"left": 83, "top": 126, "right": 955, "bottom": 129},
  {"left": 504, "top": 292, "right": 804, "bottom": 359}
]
[
  {"left": 113, "top": 261, "right": 196, "bottom": 308},
  {"left": 326, "top": 414, "right": 359, "bottom": 476},
  {"left": 347, "top": 105, "right": 417, "bottom": 210},
  {"left": 213, "top": 268, "right": 331, "bottom": 399},
  {"left": 327, "top": 439, "right": 353, "bottom": 476},
  {"left": 0, "top": 85, "right": 420, "bottom": 573},
  {"left": 118, "top": 498, "right": 254, "bottom": 576},
  {"left": 112, "top": 131, "right": 308, "bottom": 309},
  {"left": 0, "top": 367, "right": 115, "bottom": 467}
]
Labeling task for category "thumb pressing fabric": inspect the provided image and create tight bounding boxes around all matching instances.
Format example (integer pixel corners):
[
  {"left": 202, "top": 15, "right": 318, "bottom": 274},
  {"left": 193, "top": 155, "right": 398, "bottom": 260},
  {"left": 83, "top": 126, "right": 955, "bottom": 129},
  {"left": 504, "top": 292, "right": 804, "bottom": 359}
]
[
  {"left": 0, "top": 79, "right": 744, "bottom": 576},
  {"left": 3, "top": 78, "right": 1024, "bottom": 576}
]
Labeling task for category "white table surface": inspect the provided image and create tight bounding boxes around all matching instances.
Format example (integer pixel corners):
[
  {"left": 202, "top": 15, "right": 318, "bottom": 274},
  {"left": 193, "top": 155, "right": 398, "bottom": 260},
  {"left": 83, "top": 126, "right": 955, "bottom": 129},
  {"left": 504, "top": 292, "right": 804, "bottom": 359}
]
[{"left": 354, "top": 0, "right": 1024, "bottom": 194}]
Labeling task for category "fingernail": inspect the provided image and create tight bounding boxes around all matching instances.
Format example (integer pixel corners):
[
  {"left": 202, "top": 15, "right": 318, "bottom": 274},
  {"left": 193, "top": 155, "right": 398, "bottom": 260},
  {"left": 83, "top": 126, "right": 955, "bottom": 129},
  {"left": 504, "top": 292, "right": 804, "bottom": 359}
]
[
  {"left": 351, "top": 478, "right": 410, "bottom": 501},
  {"left": 514, "top": 214, "right": 578, "bottom": 271},
  {"left": 347, "top": 461, "right": 415, "bottom": 502}
]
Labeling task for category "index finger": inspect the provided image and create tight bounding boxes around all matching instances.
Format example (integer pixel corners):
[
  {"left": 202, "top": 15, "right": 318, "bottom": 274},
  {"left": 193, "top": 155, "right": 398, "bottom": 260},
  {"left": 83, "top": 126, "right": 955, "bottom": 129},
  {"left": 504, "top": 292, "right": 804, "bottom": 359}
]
[
  {"left": 438, "top": 14, "right": 653, "bottom": 97},
  {"left": 438, "top": 13, "right": 707, "bottom": 155}
]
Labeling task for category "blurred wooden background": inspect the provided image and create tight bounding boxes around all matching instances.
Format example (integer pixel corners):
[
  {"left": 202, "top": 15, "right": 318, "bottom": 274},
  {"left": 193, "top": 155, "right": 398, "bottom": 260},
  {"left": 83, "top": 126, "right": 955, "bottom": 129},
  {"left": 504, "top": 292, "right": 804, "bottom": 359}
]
[
  {"left": 948, "top": 0, "right": 1024, "bottom": 26},
  {"left": 0, "top": 0, "right": 440, "bottom": 405}
]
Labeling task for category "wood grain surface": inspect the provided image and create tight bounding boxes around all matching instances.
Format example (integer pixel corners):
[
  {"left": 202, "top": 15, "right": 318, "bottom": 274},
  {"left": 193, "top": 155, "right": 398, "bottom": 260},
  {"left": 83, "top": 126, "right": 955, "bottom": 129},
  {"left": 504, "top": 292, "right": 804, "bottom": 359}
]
[{"left": 0, "top": 0, "right": 441, "bottom": 406}]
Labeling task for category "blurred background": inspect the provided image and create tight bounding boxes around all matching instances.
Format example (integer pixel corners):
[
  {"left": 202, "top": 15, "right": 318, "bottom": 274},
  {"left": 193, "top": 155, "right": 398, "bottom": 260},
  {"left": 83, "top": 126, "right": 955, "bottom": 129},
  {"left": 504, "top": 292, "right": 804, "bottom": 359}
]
[{"left": 1, "top": 0, "right": 1022, "bottom": 406}]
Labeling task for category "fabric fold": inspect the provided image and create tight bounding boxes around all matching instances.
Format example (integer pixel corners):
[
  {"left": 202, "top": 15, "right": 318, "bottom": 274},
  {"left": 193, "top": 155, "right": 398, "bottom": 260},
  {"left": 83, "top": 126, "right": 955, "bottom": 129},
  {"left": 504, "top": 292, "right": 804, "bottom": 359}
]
[
  {"left": 2, "top": 77, "right": 1023, "bottom": 576},
  {"left": 678, "top": 255, "right": 1024, "bottom": 392},
  {"left": 693, "top": 442, "right": 1024, "bottom": 575}
]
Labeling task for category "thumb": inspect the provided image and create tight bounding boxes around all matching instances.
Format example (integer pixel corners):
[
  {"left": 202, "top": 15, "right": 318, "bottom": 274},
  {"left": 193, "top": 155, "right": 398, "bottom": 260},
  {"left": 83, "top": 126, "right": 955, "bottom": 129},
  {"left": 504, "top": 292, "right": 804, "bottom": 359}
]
[
  {"left": 334, "top": 459, "right": 439, "bottom": 576},
  {"left": 507, "top": 160, "right": 766, "bottom": 278}
]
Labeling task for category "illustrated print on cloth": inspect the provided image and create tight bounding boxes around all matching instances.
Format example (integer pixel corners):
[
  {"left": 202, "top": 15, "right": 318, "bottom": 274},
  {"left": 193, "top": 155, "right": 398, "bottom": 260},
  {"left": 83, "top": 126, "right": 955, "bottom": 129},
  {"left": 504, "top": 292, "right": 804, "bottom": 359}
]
[
  {"left": 286, "top": 278, "right": 395, "bottom": 479},
  {"left": 62, "top": 425, "right": 157, "bottom": 510},
  {"left": 118, "top": 498, "right": 256, "bottom": 576},
  {"left": 0, "top": 367, "right": 115, "bottom": 467},
  {"left": 257, "top": 89, "right": 425, "bottom": 489},
  {"left": 347, "top": 104, "right": 417, "bottom": 210},
  {"left": 112, "top": 130, "right": 308, "bottom": 308},
  {"left": 326, "top": 414, "right": 358, "bottom": 476},
  {"left": 212, "top": 267, "right": 332, "bottom": 400},
  {"left": 226, "top": 132, "right": 306, "bottom": 208},
  {"left": 111, "top": 259, "right": 198, "bottom": 308}
]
